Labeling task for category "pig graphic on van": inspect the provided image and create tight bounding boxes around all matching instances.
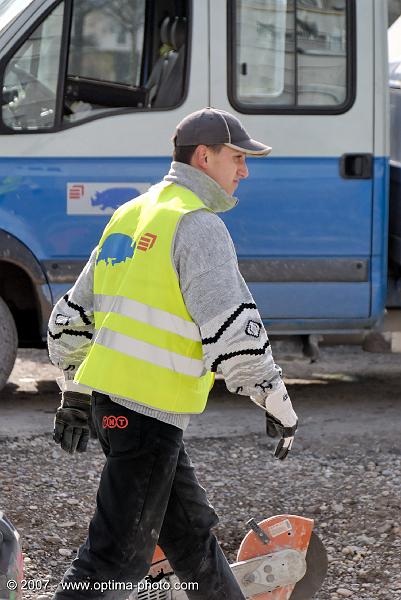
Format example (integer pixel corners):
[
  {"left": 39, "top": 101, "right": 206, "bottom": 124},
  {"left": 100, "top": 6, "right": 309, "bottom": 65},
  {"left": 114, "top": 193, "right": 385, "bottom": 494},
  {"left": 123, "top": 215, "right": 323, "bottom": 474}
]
[{"left": 91, "top": 187, "right": 140, "bottom": 211}]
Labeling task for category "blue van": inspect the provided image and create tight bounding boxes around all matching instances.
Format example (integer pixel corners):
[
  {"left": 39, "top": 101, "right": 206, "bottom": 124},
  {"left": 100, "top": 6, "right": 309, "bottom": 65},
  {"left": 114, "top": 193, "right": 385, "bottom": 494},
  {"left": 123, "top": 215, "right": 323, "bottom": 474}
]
[{"left": 0, "top": 0, "right": 395, "bottom": 389}]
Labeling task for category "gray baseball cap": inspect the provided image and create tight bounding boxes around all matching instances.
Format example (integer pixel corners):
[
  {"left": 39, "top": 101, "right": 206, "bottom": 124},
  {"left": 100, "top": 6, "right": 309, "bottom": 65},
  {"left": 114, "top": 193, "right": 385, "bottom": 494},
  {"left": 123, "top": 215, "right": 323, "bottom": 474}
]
[{"left": 174, "top": 107, "right": 272, "bottom": 156}]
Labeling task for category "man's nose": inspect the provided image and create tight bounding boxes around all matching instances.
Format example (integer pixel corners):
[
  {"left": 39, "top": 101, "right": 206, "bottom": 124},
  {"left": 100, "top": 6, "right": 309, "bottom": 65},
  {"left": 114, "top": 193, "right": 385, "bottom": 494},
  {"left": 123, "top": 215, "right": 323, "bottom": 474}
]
[{"left": 238, "top": 160, "right": 249, "bottom": 179}]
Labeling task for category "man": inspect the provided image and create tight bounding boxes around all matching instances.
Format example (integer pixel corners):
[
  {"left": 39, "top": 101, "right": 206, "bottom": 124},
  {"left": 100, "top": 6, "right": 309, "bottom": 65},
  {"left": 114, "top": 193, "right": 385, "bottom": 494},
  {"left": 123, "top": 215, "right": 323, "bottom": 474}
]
[{"left": 48, "top": 107, "right": 298, "bottom": 599}]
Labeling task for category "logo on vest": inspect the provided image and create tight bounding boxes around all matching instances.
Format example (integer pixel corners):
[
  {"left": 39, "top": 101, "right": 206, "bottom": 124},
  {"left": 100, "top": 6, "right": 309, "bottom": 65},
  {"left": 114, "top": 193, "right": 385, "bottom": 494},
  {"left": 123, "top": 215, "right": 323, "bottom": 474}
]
[
  {"left": 96, "top": 233, "right": 136, "bottom": 266},
  {"left": 96, "top": 232, "right": 157, "bottom": 266},
  {"left": 102, "top": 415, "right": 129, "bottom": 429},
  {"left": 137, "top": 232, "right": 157, "bottom": 251}
]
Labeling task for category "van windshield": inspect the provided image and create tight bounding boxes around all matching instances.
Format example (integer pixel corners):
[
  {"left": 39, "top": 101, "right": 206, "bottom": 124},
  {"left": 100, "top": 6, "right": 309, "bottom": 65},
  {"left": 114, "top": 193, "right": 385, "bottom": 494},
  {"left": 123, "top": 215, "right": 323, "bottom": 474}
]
[{"left": 0, "top": 0, "right": 34, "bottom": 33}]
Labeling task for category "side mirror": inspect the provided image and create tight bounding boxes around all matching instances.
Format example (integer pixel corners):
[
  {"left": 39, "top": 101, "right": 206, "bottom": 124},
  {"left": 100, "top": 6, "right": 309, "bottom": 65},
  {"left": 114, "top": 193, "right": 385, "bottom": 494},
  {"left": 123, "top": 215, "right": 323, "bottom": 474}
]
[{"left": 2, "top": 87, "right": 19, "bottom": 105}]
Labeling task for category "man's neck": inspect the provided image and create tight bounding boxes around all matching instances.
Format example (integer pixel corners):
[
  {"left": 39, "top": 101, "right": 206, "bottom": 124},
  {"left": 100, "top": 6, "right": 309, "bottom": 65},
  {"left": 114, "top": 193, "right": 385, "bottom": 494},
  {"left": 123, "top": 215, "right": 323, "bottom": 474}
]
[{"left": 164, "top": 161, "right": 237, "bottom": 213}]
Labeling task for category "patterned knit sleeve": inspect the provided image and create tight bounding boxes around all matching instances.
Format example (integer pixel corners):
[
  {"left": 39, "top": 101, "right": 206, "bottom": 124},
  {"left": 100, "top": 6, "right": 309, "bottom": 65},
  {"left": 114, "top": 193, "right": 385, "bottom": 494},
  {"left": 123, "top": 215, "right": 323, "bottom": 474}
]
[
  {"left": 174, "top": 211, "right": 283, "bottom": 397},
  {"left": 200, "top": 300, "right": 283, "bottom": 397},
  {"left": 47, "top": 248, "right": 96, "bottom": 377}
]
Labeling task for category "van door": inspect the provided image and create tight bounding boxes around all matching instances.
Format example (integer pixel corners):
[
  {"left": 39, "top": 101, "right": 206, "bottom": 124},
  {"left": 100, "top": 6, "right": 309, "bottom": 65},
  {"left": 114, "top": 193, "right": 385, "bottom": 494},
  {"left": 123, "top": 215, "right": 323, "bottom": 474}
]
[
  {"left": 210, "top": 0, "right": 383, "bottom": 332},
  {"left": 0, "top": 0, "right": 208, "bottom": 303}
]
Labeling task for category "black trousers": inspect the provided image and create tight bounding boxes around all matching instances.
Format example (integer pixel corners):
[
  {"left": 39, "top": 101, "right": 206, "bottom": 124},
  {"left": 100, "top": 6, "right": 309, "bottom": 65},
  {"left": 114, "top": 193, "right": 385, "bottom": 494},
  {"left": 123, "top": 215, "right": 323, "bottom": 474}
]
[{"left": 53, "top": 394, "right": 245, "bottom": 600}]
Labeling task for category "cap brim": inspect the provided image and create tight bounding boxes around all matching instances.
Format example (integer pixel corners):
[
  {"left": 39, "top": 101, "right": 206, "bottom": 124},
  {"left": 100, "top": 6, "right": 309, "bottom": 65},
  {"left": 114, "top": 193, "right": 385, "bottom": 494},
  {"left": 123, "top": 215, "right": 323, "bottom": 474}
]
[{"left": 225, "top": 139, "right": 272, "bottom": 157}]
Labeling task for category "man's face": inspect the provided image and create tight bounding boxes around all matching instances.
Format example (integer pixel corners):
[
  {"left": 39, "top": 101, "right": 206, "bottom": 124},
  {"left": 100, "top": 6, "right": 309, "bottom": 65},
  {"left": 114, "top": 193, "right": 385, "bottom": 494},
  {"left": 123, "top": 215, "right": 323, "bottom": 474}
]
[{"left": 203, "top": 146, "right": 249, "bottom": 195}]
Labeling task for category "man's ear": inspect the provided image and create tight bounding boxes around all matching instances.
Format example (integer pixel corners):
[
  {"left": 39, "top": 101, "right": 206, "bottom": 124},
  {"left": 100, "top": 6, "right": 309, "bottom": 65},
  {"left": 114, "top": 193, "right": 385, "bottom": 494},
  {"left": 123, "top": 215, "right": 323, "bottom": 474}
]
[{"left": 191, "top": 145, "right": 208, "bottom": 171}]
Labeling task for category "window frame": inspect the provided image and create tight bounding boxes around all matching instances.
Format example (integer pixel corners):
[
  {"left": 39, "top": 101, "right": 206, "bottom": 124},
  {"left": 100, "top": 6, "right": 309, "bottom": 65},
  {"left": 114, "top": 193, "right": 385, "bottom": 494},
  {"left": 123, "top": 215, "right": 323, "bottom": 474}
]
[
  {"left": 0, "top": 0, "right": 69, "bottom": 133},
  {"left": 227, "top": 0, "right": 356, "bottom": 115},
  {"left": 0, "top": 0, "right": 192, "bottom": 135}
]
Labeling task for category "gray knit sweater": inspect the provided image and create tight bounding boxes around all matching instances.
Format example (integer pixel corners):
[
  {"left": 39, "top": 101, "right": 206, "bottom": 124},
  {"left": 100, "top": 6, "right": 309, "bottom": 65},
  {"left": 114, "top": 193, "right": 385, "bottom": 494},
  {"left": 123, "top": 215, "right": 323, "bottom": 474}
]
[{"left": 48, "top": 162, "right": 282, "bottom": 430}]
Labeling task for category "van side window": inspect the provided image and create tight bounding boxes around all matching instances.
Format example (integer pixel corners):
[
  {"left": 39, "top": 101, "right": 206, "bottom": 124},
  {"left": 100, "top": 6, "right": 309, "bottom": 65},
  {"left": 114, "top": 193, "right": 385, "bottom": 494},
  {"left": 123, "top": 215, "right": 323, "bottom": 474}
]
[
  {"left": 64, "top": 0, "right": 146, "bottom": 123},
  {"left": 230, "top": 0, "right": 351, "bottom": 112},
  {"left": 2, "top": 3, "right": 64, "bottom": 130},
  {"left": 0, "top": 1, "right": 189, "bottom": 132}
]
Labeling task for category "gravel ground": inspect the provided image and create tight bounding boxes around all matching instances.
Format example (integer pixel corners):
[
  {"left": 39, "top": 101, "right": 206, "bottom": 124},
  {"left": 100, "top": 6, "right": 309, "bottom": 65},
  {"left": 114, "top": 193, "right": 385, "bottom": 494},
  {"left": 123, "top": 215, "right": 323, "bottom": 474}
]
[
  {"left": 1, "top": 432, "right": 400, "bottom": 600},
  {"left": 1, "top": 346, "right": 401, "bottom": 599}
]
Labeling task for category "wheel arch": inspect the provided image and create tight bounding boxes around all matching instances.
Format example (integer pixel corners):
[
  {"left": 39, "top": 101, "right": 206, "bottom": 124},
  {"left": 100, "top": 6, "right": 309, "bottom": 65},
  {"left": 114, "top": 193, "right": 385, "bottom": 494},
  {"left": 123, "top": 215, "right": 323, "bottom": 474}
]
[{"left": 0, "top": 229, "right": 52, "bottom": 345}]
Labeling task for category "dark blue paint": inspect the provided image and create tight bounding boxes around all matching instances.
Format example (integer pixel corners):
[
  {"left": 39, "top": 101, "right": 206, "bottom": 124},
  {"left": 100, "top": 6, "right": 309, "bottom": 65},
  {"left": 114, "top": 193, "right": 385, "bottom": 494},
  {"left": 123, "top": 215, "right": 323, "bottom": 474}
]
[
  {"left": 96, "top": 233, "right": 136, "bottom": 266},
  {"left": 0, "top": 157, "right": 169, "bottom": 258},
  {"left": 250, "top": 282, "right": 369, "bottom": 320},
  {"left": 389, "top": 163, "right": 401, "bottom": 264},
  {"left": 0, "top": 155, "right": 389, "bottom": 329},
  {"left": 221, "top": 156, "right": 374, "bottom": 256},
  {"left": 371, "top": 159, "right": 390, "bottom": 315}
]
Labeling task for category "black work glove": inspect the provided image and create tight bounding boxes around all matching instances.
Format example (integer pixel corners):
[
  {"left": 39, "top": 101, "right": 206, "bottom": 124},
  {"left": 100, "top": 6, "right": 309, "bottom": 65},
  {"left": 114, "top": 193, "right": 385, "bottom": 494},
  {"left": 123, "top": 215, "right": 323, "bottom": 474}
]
[
  {"left": 53, "top": 391, "right": 91, "bottom": 454},
  {"left": 266, "top": 414, "right": 279, "bottom": 438},
  {"left": 265, "top": 414, "right": 298, "bottom": 460}
]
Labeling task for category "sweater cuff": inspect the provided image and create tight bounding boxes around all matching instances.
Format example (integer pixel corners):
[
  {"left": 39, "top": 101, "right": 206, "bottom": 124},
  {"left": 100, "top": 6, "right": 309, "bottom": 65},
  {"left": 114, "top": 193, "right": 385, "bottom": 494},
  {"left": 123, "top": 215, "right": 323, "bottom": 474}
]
[{"left": 57, "top": 371, "right": 92, "bottom": 395}]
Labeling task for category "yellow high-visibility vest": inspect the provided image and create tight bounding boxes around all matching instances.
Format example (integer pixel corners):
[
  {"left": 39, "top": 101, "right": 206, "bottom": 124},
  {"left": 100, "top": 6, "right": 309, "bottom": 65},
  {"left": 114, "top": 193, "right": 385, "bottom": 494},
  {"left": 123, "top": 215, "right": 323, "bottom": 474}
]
[{"left": 75, "top": 182, "right": 214, "bottom": 413}]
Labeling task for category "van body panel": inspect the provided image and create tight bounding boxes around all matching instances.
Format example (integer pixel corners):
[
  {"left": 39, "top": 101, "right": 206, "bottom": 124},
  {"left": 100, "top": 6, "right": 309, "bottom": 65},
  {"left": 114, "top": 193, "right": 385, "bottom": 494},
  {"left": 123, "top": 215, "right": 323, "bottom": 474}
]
[
  {"left": 0, "top": 0, "right": 393, "bottom": 345},
  {"left": 211, "top": 0, "right": 373, "bottom": 157},
  {"left": 208, "top": 0, "right": 385, "bottom": 325},
  {"left": 0, "top": 157, "right": 170, "bottom": 258}
]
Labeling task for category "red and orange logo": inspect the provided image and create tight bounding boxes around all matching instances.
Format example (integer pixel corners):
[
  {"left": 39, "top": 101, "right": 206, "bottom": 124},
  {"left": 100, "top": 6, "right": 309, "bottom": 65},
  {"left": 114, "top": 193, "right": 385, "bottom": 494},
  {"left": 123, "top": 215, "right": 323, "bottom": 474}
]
[
  {"left": 102, "top": 415, "right": 129, "bottom": 429},
  {"left": 137, "top": 232, "right": 157, "bottom": 251}
]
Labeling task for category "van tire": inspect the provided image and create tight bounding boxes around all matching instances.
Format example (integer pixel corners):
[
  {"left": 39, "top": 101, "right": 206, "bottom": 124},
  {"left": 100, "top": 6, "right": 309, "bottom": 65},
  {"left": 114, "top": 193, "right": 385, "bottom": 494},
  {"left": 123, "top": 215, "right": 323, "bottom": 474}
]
[{"left": 0, "top": 296, "right": 18, "bottom": 392}]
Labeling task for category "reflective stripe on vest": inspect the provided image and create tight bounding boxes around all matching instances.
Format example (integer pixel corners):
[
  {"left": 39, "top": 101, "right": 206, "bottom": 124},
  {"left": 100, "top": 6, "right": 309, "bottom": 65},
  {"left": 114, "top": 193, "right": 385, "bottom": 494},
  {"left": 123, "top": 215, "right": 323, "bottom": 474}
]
[
  {"left": 94, "top": 327, "right": 205, "bottom": 377},
  {"left": 94, "top": 294, "right": 201, "bottom": 342},
  {"left": 74, "top": 182, "right": 214, "bottom": 413}
]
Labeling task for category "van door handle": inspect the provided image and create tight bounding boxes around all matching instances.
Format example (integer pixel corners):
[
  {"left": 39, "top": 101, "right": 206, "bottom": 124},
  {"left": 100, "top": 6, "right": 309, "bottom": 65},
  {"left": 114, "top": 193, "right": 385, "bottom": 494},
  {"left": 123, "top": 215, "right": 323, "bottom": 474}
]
[{"left": 340, "top": 153, "right": 373, "bottom": 179}]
